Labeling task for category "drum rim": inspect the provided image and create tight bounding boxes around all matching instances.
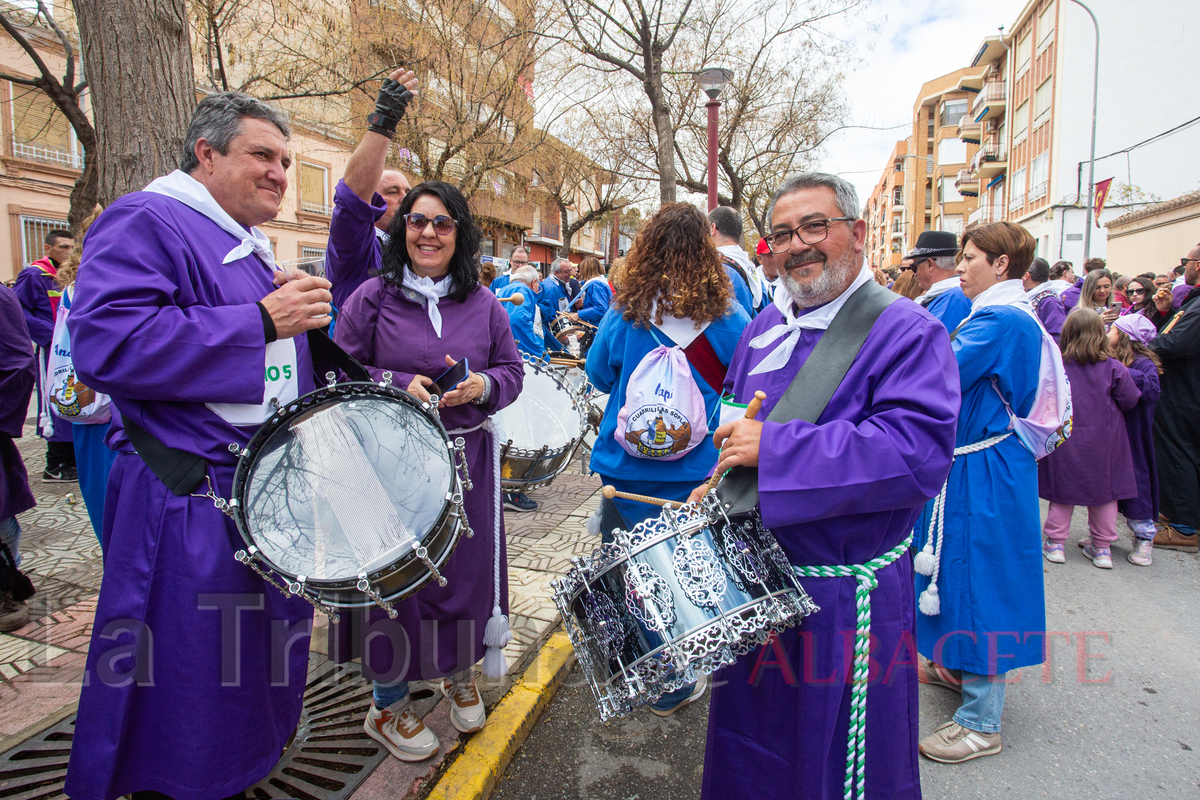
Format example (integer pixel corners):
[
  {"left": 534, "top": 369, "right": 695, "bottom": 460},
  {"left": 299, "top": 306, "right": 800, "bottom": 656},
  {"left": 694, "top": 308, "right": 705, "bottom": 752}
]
[
  {"left": 497, "top": 354, "right": 592, "bottom": 487},
  {"left": 230, "top": 380, "right": 459, "bottom": 589}
]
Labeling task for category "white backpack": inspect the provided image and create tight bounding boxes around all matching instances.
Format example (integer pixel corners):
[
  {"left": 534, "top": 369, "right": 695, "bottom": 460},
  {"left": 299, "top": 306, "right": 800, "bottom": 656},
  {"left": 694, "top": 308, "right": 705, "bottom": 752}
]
[
  {"left": 614, "top": 344, "right": 708, "bottom": 460},
  {"left": 992, "top": 327, "right": 1072, "bottom": 460},
  {"left": 46, "top": 286, "right": 111, "bottom": 431}
]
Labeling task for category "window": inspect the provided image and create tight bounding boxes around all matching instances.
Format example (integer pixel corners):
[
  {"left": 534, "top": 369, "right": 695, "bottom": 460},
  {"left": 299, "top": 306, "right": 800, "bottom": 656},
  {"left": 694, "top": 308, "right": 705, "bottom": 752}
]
[
  {"left": 298, "top": 162, "right": 329, "bottom": 215},
  {"left": 9, "top": 84, "right": 81, "bottom": 168},
  {"left": 1034, "top": 79, "right": 1053, "bottom": 125},
  {"left": 1009, "top": 167, "right": 1027, "bottom": 211},
  {"left": 1013, "top": 101, "right": 1029, "bottom": 144},
  {"left": 940, "top": 178, "right": 963, "bottom": 204},
  {"left": 893, "top": 187, "right": 903, "bottom": 205},
  {"left": 942, "top": 215, "right": 964, "bottom": 236},
  {"left": 1030, "top": 152, "right": 1048, "bottom": 201},
  {"left": 937, "top": 137, "right": 967, "bottom": 166},
  {"left": 1016, "top": 34, "right": 1031, "bottom": 75},
  {"left": 1038, "top": 3, "right": 1056, "bottom": 47},
  {"left": 20, "top": 215, "right": 68, "bottom": 267},
  {"left": 941, "top": 99, "right": 969, "bottom": 127}
]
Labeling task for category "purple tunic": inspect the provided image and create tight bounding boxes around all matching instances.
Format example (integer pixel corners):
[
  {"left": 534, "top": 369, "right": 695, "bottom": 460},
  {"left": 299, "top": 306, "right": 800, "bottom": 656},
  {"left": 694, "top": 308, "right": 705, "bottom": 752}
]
[
  {"left": 13, "top": 259, "right": 72, "bottom": 443},
  {"left": 64, "top": 193, "right": 317, "bottom": 800},
  {"left": 327, "top": 179, "right": 386, "bottom": 311},
  {"left": 1033, "top": 291, "right": 1067, "bottom": 340},
  {"left": 701, "top": 299, "right": 959, "bottom": 800},
  {"left": 1061, "top": 276, "right": 1084, "bottom": 310},
  {"left": 1117, "top": 356, "right": 1160, "bottom": 520},
  {"left": 1038, "top": 358, "right": 1141, "bottom": 506},
  {"left": 0, "top": 285, "right": 36, "bottom": 521},
  {"left": 333, "top": 276, "right": 524, "bottom": 681}
]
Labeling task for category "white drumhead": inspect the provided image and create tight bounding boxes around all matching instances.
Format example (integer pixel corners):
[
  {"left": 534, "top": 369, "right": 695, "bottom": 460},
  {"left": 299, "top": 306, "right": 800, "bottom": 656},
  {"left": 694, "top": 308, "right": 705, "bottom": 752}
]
[{"left": 497, "top": 361, "right": 585, "bottom": 450}]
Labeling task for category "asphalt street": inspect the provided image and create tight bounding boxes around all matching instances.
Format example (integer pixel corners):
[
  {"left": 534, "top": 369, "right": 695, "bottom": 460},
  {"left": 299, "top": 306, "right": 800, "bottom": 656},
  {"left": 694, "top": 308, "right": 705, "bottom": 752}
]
[{"left": 492, "top": 504, "right": 1200, "bottom": 799}]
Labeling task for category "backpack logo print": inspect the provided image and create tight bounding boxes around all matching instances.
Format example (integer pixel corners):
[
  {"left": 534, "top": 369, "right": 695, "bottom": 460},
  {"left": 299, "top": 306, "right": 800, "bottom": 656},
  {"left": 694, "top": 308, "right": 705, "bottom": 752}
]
[{"left": 623, "top": 404, "right": 692, "bottom": 457}]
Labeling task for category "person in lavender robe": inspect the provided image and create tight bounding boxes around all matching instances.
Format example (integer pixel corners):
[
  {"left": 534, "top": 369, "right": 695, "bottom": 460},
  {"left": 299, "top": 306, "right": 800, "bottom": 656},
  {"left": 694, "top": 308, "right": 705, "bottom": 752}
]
[
  {"left": 13, "top": 228, "right": 76, "bottom": 482},
  {"left": 1107, "top": 314, "right": 1162, "bottom": 566},
  {"left": 0, "top": 284, "right": 37, "bottom": 632},
  {"left": 686, "top": 173, "right": 959, "bottom": 800},
  {"left": 325, "top": 68, "right": 418, "bottom": 312},
  {"left": 910, "top": 231, "right": 972, "bottom": 333},
  {"left": 334, "top": 180, "right": 524, "bottom": 762},
  {"left": 913, "top": 221, "right": 1047, "bottom": 764},
  {"left": 64, "top": 93, "right": 336, "bottom": 800},
  {"left": 1023, "top": 257, "right": 1067, "bottom": 341}
]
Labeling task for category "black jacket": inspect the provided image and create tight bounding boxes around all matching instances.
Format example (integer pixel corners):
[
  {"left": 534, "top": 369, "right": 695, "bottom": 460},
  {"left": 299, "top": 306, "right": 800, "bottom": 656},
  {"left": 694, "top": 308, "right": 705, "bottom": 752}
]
[{"left": 1151, "top": 285, "right": 1200, "bottom": 429}]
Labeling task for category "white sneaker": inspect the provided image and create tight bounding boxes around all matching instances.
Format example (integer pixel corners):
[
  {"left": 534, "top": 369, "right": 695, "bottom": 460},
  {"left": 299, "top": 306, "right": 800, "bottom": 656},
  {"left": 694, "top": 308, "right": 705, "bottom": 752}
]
[
  {"left": 1128, "top": 538, "right": 1153, "bottom": 566},
  {"left": 442, "top": 677, "right": 486, "bottom": 733},
  {"left": 363, "top": 699, "right": 439, "bottom": 761}
]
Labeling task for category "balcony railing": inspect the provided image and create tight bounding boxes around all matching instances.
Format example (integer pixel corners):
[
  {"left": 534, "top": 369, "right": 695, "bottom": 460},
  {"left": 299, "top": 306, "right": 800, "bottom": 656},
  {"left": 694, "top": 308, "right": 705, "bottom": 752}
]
[
  {"left": 529, "top": 219, "right": 561, "bottom": 241},
  {"left": 1029, "top": 181, "right": 1048, "bottom": 202},
  {"left": 300, "top": 201, "right": 331, "bottom": 215},
  {"left": 1008, "top": 194, "right": 1026, "bottom": 213},
  {"left": 972, "top": 81, "right": 1007, "bottom": 117},
  {"left": 957, "top": 119, "right": 982, "bottom": 142},
  {"left": 969, "top": 204, "right": 1005, "bottom": 226},
  {"left": 970, "top": 141, "right": 1008, "bottom": 174},
  {"left": 12, "top": 140, "right": 83, "bottom": 169}
]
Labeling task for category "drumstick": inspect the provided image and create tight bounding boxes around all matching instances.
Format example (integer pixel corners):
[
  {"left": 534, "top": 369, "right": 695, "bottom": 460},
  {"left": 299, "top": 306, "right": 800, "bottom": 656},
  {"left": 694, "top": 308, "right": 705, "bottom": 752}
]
[
  {"left": 703, "top": 390, "right": 766, "bottom": 496},
  {"left": 550, "top": 356, "right": 585, "bottom": 366},
  {"left": 498, "top": 294, "right": 524, "bottom": 305},
  {"left": 602, "top": 484, "right": 677, "bottom": 509}
]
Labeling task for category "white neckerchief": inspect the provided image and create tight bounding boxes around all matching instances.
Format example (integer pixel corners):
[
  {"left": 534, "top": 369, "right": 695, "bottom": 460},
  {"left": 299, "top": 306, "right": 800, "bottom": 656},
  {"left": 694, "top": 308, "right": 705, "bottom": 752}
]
[
  {"left": 649, "top": 297, "right": 710, "bottom": 348},
  {"left": 748, "top": 265, "right": 873, "bottom": 376},
  {"left": 718, "top": 244, "right": 763, "bottom": 308},
  {"left": 1026, "top": 283, "right": 1058, "bottom": 307},
  {"left": 402, "top": 269, "right": 455, "bottom": 338},
  {"left": 1044, "top": 279, "right": 1071, "bottom": 296},
  {"left": 916, "top": 275, "right": 961, "bottom": 306},
  {"left": 962, "top": 279, "right": 1041, "bottom": 330},
  {"left": 374, "top": 226, "right": 388, "bottom": 243},
  {"left": 144, "top": 170, "right": 276, "bottom": 269}
]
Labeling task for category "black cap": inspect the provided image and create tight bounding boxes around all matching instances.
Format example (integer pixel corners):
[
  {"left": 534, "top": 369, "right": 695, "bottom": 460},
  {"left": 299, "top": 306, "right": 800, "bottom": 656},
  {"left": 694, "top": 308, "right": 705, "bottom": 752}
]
[{"left": 904, "top": 231, "right": 958, "bottom": 261}]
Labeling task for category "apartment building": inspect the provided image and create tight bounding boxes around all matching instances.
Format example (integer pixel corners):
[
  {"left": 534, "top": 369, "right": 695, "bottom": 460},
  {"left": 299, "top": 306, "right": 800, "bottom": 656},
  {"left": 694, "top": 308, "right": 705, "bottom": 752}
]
[
  {"left": 863, "top": 140, "right": 908, "bottom": 270},
  {"left": 958, "top": 0, "right": 1200, "bottom": 264}
]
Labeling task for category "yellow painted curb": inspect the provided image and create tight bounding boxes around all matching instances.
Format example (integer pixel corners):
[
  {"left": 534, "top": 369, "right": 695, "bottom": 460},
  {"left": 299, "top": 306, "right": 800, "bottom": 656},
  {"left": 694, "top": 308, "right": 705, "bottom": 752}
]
[{"left": 425, "top": 629, "right": 577, "bottom": 800}]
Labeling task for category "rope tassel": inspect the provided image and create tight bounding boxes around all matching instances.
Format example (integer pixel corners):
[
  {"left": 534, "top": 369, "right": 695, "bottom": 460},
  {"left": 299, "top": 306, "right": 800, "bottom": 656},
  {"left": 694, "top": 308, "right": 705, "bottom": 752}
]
[{"left": 482, "top": 417, "right": 510, "bottom": 679}]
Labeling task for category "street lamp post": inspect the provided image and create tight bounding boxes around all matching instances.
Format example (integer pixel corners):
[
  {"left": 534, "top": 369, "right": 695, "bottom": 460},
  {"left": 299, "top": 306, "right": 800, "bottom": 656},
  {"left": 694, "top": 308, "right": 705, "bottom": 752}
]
[
  {"left": 1068, "top": 0, "right": 1100, "bottom": 260},
  {"left": 696, "top": 67, "right": 733, "bottom": 212}
]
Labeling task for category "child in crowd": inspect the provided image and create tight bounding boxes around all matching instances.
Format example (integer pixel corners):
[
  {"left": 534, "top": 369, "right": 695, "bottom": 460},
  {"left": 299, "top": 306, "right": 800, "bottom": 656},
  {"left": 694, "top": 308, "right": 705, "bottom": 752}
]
[
  {"left": 1108, "top": 314, "right": 1163, "bottom": 566},
  {"left": 1039, "top": 310, "right": 1142, "bottom": 568}
]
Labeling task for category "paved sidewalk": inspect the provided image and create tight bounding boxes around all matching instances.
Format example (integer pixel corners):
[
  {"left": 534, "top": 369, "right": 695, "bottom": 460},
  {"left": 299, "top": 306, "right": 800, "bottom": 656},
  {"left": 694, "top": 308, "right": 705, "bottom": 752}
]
[{"left": 0, "top": 419, "right": 605, "bottom": 797}]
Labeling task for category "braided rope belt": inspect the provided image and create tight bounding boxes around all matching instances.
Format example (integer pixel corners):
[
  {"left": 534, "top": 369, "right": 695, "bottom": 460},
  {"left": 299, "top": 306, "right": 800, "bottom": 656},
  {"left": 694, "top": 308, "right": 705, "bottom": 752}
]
[{"left": 793, "top": 533, "right": 913, "bottom": 800}]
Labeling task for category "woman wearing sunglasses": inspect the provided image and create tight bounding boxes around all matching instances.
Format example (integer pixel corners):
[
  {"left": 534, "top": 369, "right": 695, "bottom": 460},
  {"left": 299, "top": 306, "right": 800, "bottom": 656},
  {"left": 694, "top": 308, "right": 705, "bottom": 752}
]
[{"left": 333, "top": 181, "right": 525, "bottom": 763}]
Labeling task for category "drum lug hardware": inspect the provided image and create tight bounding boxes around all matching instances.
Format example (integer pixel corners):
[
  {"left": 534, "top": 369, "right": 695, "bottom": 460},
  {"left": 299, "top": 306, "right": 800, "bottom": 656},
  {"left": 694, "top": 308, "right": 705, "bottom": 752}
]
[
  {"left": 325, "top": 371, "right": 337, "bottom": 388},
  {"left": 452, "top": 437, "right": 473, "bottom": 490},
  {"left": 190, "top": 474, "right": 233, "bottom": 517},
  {"left": 380, "top": 370, "right": 393, "bottom": 388},
  {"left": 357, "top": 573, "right": 399, "bottom": 618},
  {"left": 413, "top": 543, "right": 448, "bottom": 587},
  {"left": 227, "top": 443, "right": 248, "bottom": 457}
]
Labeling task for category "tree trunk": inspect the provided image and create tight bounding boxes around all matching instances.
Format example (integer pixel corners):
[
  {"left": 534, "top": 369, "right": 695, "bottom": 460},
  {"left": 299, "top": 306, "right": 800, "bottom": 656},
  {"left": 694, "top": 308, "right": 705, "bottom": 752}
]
[
  {"left": 559, "top": 204, "right": 572, "bottom": 259},
  {"left": 645, "top": 68, "right": 675, "bottom": 205},
  {"left": 74, "top": 0, "right": 196, "bottom": 204}
]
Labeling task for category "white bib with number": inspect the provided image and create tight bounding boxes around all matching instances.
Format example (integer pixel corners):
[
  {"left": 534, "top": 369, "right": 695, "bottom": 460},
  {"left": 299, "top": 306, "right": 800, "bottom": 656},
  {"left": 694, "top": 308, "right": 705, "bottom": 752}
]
[{"left": 206, "top": 338, "right": 300, "bottom": 426}]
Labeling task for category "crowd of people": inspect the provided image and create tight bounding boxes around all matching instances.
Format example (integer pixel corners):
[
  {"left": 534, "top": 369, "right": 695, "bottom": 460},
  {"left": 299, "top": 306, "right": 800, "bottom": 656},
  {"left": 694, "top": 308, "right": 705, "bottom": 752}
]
[{"left": 0, "top": 68, "right": 1197, "bottom": 800}]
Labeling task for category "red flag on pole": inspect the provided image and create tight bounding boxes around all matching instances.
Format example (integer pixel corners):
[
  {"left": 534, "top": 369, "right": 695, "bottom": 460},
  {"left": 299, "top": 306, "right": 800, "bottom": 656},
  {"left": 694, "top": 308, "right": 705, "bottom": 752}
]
[{"left": 1093, "top": 178, "right": 1114, "bottom": 228}]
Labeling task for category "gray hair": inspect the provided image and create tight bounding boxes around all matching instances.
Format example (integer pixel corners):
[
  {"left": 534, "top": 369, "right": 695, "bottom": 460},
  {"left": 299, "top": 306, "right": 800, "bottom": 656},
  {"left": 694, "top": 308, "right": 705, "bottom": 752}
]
[
  {"left": 181, "top": 92, "right": 291, "bottom": 174},
  {"left": 768, "top": 172, "right": 860, "bottom": 224},
  {"left": 551, "top": 257, "right": 572, "bottom": 274},
  {"left": 510, "top": 265, "right": 540, "bottom": 286},
  {"left": 932, "top": 255, "right": 957, "bottom": 272},
  {"left": 511, "top": 246, "right": 530, "bottom": 258},
  {"left": 708, "top": 206, "right": 743, "bottom": 242}
]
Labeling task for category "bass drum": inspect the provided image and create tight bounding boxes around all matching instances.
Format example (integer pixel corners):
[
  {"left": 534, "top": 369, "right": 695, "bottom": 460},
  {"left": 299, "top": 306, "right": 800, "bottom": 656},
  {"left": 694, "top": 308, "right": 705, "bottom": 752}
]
[
  {"left": 230, "top": 381, "right": 469, "bottom": 615},
  {"left": 495, "top": 355, "right": 589, "bottom": 491}
]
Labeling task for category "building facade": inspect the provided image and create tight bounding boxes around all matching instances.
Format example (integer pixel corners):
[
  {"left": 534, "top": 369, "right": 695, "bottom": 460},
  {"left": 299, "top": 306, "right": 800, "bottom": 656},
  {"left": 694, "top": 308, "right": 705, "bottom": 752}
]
[
  {"left": 1105, "top": 191, "right": 1200, "bottom": 278},
  {"left": 864, "top": 140, "right": 908, "bottom": 271}
]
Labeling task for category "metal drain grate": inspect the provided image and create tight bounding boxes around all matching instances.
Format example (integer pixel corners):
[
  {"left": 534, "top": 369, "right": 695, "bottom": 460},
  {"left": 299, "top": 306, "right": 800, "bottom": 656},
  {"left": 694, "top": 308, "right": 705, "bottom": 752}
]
[{"left": 0, "top": 660, "right": 385, "bottom": 800}]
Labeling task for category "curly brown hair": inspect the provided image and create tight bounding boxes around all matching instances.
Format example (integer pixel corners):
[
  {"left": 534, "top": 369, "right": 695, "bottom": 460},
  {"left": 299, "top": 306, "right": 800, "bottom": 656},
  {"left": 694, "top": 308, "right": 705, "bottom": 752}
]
[
  {"left": 614, "top": 203, "right": 732, "bottom": 328},
  {"left": 55, "top": 206, "right": 103, "bottom": 288}
]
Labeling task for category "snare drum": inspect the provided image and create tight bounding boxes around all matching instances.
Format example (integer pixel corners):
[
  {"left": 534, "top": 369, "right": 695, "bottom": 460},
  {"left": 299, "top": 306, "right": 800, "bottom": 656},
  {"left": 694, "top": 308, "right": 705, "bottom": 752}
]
[
  {"left": 495, "top": 356, "right": 589, "bottom": 490},
  {"left": 230, "top": 381, "right": 470, "bottom": 618},
  {"left": 550, "top": 314, "right": 597, "bottom": 355},
  {"left": 553, "top": 494, "right": 818, "bottom": 720}
]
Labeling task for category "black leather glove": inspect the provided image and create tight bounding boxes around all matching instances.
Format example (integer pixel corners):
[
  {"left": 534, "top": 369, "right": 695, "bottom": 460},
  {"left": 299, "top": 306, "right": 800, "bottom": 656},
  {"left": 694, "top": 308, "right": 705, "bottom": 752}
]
[{"left": 366, "top": 78, "right": 413, "bottom": 139}]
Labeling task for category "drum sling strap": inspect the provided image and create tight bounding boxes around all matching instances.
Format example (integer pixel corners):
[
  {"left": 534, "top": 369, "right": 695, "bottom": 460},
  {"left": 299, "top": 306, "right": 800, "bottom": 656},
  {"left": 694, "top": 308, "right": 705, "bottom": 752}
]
[
  {"left": 714, "top": 279, "right": 900, "bottom": 800},
  {"left": 123, "top": 328, "right": 371, "bottom": 497}
]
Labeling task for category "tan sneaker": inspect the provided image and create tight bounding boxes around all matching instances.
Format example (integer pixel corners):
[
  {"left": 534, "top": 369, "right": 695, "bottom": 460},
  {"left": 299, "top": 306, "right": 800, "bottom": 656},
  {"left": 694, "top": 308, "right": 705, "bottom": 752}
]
[
  {"left": 917, "top": 655, "right": 962, "bottom": 691},
  {"left": 1153, "top": 524, "right": 1199, "bottom": 553},
  {"left": 363, "top": 700, "right": 439, "bottom": 761},
  {"left": 918, "top": 721, "right": 1001, "bottom": 763},
  {"left": 442, "top": 677, "right": 486, "bottom": 733}
]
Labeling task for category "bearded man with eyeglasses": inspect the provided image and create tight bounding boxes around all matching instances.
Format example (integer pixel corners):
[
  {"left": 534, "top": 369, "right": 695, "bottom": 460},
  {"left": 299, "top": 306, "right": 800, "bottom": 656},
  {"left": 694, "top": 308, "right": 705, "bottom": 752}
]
[
  {"left": 1149, "top": 243, "right": 1200, "bottom": 553},
  {"left": 689, "top": 172, "right": 959, "bottom": 800}
]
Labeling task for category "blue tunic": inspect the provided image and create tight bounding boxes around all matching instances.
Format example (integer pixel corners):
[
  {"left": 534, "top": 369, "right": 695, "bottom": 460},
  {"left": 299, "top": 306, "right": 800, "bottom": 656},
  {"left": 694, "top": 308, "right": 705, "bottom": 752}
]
[
  {"left": 721, "top": 261, "right": 756, "bottom": 317},
  {"left": 923, "top": 287, "right": 972, "bottom": 333},
  {"left": 489, "top": 273, "right": 511, "bottom": 293},
  {"left": 914, "top": 305, "right": 1046, "bottom": 675},
  {"left": 65, "top": 193, "right": 316, "bottom": 800},
  {"left": 537, "top": 274, "right": 572, "bottom": 323},
  {"left": 496, "top": 282, "right": 545, "bottom": 358},
  {"left": 571, "top": 277, "right": 613, "bottom": 325},
  {"left": 701, "top": 297, "right": 959, "bottom": 800}
]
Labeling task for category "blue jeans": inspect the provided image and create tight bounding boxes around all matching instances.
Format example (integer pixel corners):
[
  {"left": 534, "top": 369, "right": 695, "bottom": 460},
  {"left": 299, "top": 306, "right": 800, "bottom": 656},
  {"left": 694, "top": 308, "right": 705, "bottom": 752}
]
[
  {"left": 0, "top": 517, "right": 21, "bottom": 567},
  {"left": 1173, "top": 523, "right": 1197, "bottom": 535},
  {"left": 953, "top": 670, "right": 1007, "bottom": 734},
  {"left": 373, "top": 679, "right": 410, "bottom": 710}
]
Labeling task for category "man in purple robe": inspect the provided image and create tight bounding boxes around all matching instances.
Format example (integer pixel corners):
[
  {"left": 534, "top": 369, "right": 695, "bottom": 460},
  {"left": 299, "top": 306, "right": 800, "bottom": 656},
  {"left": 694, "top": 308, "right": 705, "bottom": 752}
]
[
  {"left": 1023, "top": 257, "right": 1067, "bottom": 341},
  {"left": 325, "top": 68, "right": 418, "bottom": 311},
  {"left": 689, "top": 172, "right": 959, "bottom": 800},
  {"left": 13, "top": 228, "right": 76, "bottom": 481},
  {"left": 0, "top": 284, "right": 37, "bottom": 632},
  {"left": 65, "top": 92, "right": 335, "bottom": 800}
]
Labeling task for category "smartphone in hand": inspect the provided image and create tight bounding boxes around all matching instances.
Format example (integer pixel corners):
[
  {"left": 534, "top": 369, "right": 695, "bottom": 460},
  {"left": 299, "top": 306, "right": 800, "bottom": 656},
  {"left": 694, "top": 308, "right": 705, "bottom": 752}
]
[{"left": 429, "top": 358, "right": 469, "bottom": 397}]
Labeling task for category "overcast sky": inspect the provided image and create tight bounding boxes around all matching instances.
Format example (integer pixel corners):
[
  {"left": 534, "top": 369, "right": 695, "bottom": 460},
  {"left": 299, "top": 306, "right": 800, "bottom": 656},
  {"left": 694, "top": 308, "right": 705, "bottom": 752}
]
[{"left": 821, "top": 0, "right": 1027, "bottom": 205}]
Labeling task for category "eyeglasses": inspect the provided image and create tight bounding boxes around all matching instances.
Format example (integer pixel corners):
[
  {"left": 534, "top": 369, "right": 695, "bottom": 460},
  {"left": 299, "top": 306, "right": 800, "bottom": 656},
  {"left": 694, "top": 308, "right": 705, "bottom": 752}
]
[
  {"left": 1130, "top": 288, "right": 1147, "bottom": 296},
  {"left": 1181, "top": 257, "right": 1200, "bottom": 268},
  {"left": 405, "top": 212, "right": 457, "bottom": 236},
  {"left": 765, "top": 217, "right": 855, "bottom": 253}
]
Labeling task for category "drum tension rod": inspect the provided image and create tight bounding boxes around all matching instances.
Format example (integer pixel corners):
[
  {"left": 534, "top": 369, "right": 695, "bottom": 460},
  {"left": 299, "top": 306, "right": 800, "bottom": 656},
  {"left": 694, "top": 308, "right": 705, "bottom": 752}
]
[
  {"left": 452, "top": 437, "right": 473, "bottom": 491},
  {"left": 357, "top": 573, "right": 399, "bottom": 619}
]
